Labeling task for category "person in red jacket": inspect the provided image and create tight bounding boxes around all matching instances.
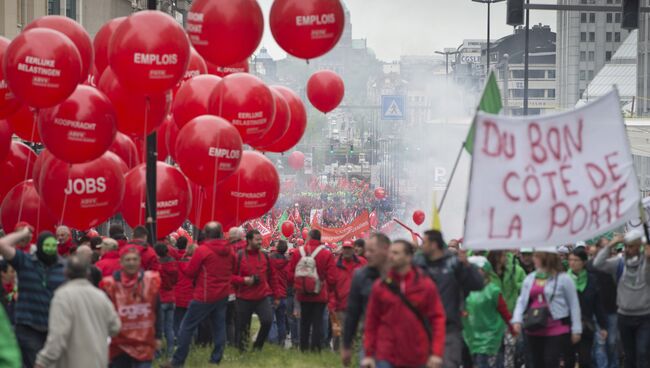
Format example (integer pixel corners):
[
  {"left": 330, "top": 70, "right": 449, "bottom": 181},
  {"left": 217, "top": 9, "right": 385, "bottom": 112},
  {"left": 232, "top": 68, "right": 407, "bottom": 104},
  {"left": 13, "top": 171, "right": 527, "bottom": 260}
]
[
  {"left": 362, "top": 240, "right": 446, "bottom": 368},
  {"left": 268, "top": 240, "right": 290, "bottom": 345},
  {"left": 167, "top": 222, "right": 235, "bottom": 367},
  {"left": 331, "top": 241, "right": 367, "bottom": 351},
  {"left": 173, "top": 244, "right": 195, "bottom": 339},
  {"left": 288, "top": 229, "right": 337, "bottom": 352},
  {"left": 231, "top": 230, "right": 280, "bottom": 351},
  {"left": 101, "top": 246, "right": 162, "bottom": 367},
  {"left": 55, "top": 226, "right": 74, "bottom": 257},
  {"left": 126, "top": 226, "right": 159, "bottom": 272},
  {"left": 96, "top": 238, "right": 121, "bottom": 277},
  {"left": 155, "top": 242, "right": 178, "bottom": 358},
  {"left": 109, "top": 224, "right": 128, "bottom": 250}
]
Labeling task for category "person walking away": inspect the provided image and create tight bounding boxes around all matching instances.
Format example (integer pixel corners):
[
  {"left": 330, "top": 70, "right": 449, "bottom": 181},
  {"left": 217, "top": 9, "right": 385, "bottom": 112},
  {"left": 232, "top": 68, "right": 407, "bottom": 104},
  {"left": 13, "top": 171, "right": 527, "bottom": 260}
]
[
  {"left": 173, "top": 243, "right": 195, "bottom": 340},
  {"left": 593, "top": 230, "right": 650, "bottom": 368},
  {"left": 55, "top": 226, "right": 74, "bottom": 257},
  {"left": 231, "top": 230, "right": 280, "bottom": 351},
  {"left": 361, "top": 240, "right": 446, "bottom": 368},
  {"left": 155, "top": 242, "right": 179, "bottom": 358},
  {"left": 342, "top": 233, "right": 391, "bottom": 367},
  {"left": 0, "top": 229, "right": 66, "bottom": 367},
  {"left": 167, "top": 222, "right": 235, "bottom": 367},
  {"left": 268, "top": 240, "right": 290, "bottom": 346},
  {"left": 566, "top": 247, "right": 608, "bottom": 368},
  {"left": 101, "top": 246, "right": 162, "bottom": 368},
  {"left": 511, "top": 251, "right": 582, "bottom": 368},
  {"left": 288, "top": 229, "right": 337, "bottom": 352},
  {"left": 127, "top": 226, "right": 159, "bottom": 272},
  {"left": 462, "top": 256, "right": 515, "bottom": 368},
  {"left": 331, "top": 240, "right": 367, "bottom": 351},
  {"left": 414, "top": 230, "right": 484, "bottom": 368},
  {"left": 35, "top": 256, "right": 121, "bottom": 368},
  {"left": 96, "top": 238, "right": 122, "bottom": 277}
]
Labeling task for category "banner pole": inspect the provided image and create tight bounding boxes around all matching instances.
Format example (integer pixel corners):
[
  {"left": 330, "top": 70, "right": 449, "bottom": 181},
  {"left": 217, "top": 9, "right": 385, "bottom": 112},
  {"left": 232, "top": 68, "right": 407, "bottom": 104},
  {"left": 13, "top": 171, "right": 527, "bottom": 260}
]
[{"left": 438, "top": 141, "right": 466, "bottom": 213}]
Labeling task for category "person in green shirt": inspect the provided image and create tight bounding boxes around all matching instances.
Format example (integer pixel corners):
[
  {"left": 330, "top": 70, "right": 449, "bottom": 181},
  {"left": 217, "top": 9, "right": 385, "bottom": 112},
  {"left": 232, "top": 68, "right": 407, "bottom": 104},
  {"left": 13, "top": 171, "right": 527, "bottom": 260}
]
[
  {"left": 0, "top": 277, "right": 20, "bottom": 368},
  {"left": 463, "top": 256, "right": 515, "bottom": 368}
]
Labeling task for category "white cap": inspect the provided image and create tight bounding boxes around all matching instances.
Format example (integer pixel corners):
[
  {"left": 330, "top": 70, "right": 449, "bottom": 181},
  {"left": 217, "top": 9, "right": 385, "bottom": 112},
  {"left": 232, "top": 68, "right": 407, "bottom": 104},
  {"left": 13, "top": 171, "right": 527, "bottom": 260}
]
[
  {"left": 468, "top": 256, "right": 489, "bottom": 269},
  {"left": 557, "top": 245, "right": 571, "bottom": 254},
  {"left": 624, "top": 229, "right": 644, "bottom": 244},
  {"left": 575, "top": 241, "right": 586, "bottom": 248}
]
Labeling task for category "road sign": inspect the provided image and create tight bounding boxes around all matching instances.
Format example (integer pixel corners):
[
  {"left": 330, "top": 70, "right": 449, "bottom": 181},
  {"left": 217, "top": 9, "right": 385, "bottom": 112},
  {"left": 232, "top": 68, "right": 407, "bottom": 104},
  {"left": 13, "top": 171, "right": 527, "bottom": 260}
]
[{"left": 381, "top": 95, "right": 405, "bottom": 120}]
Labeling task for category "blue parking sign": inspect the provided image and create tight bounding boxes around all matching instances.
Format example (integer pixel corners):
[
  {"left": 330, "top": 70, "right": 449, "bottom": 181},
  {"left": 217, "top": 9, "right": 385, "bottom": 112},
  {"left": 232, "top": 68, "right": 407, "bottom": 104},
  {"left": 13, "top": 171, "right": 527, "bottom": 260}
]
[{"left": 381, "top": 95, "right": 405, "bottom": 120}]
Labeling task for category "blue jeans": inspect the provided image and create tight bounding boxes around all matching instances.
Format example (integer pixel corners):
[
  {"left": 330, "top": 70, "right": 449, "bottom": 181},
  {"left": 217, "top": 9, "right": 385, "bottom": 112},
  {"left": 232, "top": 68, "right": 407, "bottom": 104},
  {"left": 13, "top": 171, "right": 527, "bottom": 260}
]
[
  {"left": 618, "top": 314, "right": 650, "bottom": 368},
  {"left": 15, "top": 324, "right": 47, "bottom": 368},
  {"left": 173, "top": 306, "right": 187, "bottom": 342},
  {"left": 109, "top": 354, "right": 152, "bottom": 368},
  {"left": 159, "top": 303, "right": 175, "bottom": 356},
  {"left": 593, "top": 313, "right": 620, "bottom": 368},
  {"left": 268, "top": 298, "right": 287, "bottom": 345},
  {"left": 376, "top": 361, "right": 425, "bottom": 368},
  {"left": 474, "top": 353, "right": 503, "bottom": 368},
  {"left": 172, "top": 298, "right": 227, "bottom": 365},
  {"left": 286, "top": 292, "right": 300, "bottom": 346}
]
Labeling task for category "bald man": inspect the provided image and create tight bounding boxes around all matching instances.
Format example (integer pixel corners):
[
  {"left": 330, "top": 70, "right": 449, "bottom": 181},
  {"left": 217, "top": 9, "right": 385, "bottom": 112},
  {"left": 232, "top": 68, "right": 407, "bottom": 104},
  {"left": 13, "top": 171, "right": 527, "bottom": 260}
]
[
  {"left": 228, "top": 227, "right": 246, "bottom": 253},
  {"left": 74, "top": 245, "right": 102, "bottom": 287},
  {"left": 55, "top": 226, "right": 74, "bottom": 257}
]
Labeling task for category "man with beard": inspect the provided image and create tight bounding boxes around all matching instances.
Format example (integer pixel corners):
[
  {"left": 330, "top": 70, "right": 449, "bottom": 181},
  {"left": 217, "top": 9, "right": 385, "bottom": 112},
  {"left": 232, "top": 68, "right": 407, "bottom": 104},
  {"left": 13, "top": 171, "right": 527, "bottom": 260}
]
[{"left": 0, "top": 228, "right": 66, "bottom": 367}]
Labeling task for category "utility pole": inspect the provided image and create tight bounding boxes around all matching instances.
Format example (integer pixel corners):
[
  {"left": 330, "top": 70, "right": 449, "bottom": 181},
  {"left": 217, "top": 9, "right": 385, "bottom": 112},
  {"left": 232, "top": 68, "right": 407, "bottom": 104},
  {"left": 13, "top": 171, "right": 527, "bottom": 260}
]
[
  {"left": 472, "top": 0, "right": 506, "bottom": 75},
  {"left": 145, "top": 0, "right": 157, "bottom": 243},
  {"left": 523, "top": 0, "right": 530, "bottom": 115}
]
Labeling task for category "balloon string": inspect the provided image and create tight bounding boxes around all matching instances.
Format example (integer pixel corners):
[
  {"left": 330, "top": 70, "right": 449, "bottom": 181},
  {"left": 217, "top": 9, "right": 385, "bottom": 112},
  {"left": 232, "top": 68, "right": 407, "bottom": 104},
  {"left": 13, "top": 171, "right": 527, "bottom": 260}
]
[
  {"left": 16, "top": 109, "right": 39, "bottom": 225},
  {"left": 139, "top": 96, "right": 151, "bottom": 225},
  {"left": 58, "top": 163, "right": 72, "bottom": 226},
  {"left": 197, "top": 186, "right": 205, "bottom": 228}
]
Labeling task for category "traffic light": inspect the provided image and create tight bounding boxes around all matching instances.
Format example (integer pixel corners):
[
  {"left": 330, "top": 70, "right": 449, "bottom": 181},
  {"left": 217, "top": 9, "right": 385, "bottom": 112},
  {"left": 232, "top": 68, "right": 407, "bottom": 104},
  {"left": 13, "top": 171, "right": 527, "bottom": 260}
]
[
  {"left": 330, "top": 144, "right": 334, "bottom": 154},
  {"left": 349, "top": 145, "right": 354, "bottom": 154},
  {"left": 506, "top": 0, "right": 524, "bottom": 26},
  {"left": 622, "top": 0, "right": 640, "bottom": 30}
]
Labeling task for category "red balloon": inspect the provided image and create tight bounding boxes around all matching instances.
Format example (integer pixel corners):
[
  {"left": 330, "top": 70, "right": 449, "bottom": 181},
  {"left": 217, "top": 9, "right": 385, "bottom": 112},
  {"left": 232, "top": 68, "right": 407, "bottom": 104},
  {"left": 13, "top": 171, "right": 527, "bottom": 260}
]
[
  {"left": 217, "top": 151, "right": 280, "bottom": 223},
  {"left": 85, "top": 63, "right": 100, "bottom": 87},
  {"left": 287, "top": 151, "right": 305, "bottom": 170},
  {"left": 31, "top": 149, "right": 54, "bottom": 194},
  {"left": 0, "top": 37, "right": 21, "bottom": 119},
  {"left": 0, "top": 142, "right": 37, "bottom": 203},
  {"left": 257, "top": 86, "right": 307, "bottom": 153},
  {"left": 39, "top": 152, "right": 125, "bottom": 230},
  {"left": 270, "top": 0, "right": 345, "bottom": 60},
  {"left": 109, "top": 11, "right": 190, "bottom": 95},
  {"left": 307, "top": 70, "right": 345, "bottom": 113},
  {"left": 374, "top": 187, "right": 386, "bottom": 200},
  {"left": 413, "top": 210, "right": 426, "bottom": 226},
  {"left": 281, "top": 221, "right": 295, "bottom": 238},
  {"left": 98, "top": 67, "right": 171, "bottom": 138},
  {"left": 181, "top": 48, "right": 208, "bottom": 82},
  {"left": 186, "top": 0, "right": 263, "bottom": 66},
  {"left": 209, "top": 73, "right": 275, "bottom": 144},
  {"left": 132, "top": 118, "right": 171, "bottom": 164},
  {"left": 1, "top": 180, "right": 57, "bottom": 236},
  {"left": 109, "top": 132, "right": 140, "bottom": 169},
  {"left": 176, "top": 115, "right": 243, "bottom": 187},
  {"left": 172, "top": 75, "right": 221, "bottom": 129},
  {"left": 6, "top": 104, "right": 39, "bottom": 142},
  {"left": 121, "top": 162, "right": 191, "bottom": 239},
  {"left": 3, "top": 28, "right": 82, "bottom": 108},
  {"left": 250, "top": 87, "right": 290, "bottom": 149},
  {"left": 188, "top": 184, "right": 237, "bottom": 230},
  {"left": 302, "top": 228, "right": 309, "bottom": 240},
  {"left": 206, "top": 59, "right": 250, "bottom": 78},
  {"left": 166, "top": 118, "right": 180, "bottom": 161},
  {"left": 0, "top": 119, "right": 13, "bottom": 161},
  {"left": 93, "top": 17, "right": 125, "bottom": 75},
  {"left": 24, "top": 15, "right": 93, "bottom": 80},
  {"left": 38, "top": 85, "right": 117, "bottom": 163}
]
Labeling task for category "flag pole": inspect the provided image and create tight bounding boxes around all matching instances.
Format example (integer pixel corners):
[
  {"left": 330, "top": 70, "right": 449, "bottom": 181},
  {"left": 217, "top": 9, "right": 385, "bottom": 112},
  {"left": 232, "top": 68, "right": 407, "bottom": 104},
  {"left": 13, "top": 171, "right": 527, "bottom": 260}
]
[{"left": 438, "top": 141, "right": 466, "bottom": 213}]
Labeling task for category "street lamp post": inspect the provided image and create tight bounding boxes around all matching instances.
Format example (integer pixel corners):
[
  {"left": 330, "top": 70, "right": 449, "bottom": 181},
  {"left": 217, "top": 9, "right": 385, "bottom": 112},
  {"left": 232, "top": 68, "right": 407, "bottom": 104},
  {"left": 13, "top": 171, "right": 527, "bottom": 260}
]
[{"left": 472, "top": 0, "right": 506, "bottom": 74}]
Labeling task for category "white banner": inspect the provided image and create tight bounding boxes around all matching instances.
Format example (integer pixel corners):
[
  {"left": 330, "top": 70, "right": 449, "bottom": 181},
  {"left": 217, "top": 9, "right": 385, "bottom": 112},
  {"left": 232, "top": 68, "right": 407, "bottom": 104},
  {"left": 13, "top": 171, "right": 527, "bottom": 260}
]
[{"left": 464, "top": 90, "right": 640, "bottom": 250}]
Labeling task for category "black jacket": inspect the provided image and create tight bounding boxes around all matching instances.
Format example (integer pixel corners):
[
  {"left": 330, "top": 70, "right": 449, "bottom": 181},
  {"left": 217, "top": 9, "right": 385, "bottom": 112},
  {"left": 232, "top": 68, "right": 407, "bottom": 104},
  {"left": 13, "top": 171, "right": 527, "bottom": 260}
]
[
  {"left": 342, "top": 266, "right": 381, "bottom": 349},
  {"left": 413, "top": 250, "right": 484, "bottom": 329},
  {"left": 587, "top": 259, "right": 618, "bottom": 314},
  {"left": 576, "top": 271, "right": 608, "bottom": 336}
]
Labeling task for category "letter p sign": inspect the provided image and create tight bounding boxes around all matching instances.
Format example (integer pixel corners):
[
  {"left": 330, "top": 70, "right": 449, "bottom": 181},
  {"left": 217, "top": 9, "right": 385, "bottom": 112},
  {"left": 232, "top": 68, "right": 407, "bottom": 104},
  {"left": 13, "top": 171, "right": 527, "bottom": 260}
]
[{"left": 435, "top": 167, "right": 447, "bottom": 183}]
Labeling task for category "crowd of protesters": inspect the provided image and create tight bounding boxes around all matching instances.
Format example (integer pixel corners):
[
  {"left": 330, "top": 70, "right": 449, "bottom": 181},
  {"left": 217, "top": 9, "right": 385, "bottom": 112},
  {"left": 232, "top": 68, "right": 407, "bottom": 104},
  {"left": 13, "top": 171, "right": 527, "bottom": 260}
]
[{"left": 0, "top": 218, "right": 650, "bottom": 368}]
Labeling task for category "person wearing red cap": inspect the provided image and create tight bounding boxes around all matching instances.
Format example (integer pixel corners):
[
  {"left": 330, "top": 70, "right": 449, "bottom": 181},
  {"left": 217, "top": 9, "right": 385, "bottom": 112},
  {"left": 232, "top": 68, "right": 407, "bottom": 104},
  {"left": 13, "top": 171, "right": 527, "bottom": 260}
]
[
  {"left": 331, "top": 240, "right": 367, "bottom": 351},
  {"left": 14, "top": 222, "right": 34, "bottom": 254}
]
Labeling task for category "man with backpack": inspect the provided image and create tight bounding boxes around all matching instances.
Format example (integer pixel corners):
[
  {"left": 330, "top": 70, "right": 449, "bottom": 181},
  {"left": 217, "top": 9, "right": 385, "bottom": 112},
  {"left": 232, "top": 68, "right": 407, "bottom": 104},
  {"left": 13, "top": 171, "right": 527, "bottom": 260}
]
[
  {"left": 232, "top": 230, "right": 281, "bottom": 351},
  {"left": 288, "top": 229, "right": 337, "bottom": 352},
  {"left": 594, "top": 230, "right": 650, "bottom": 368}
]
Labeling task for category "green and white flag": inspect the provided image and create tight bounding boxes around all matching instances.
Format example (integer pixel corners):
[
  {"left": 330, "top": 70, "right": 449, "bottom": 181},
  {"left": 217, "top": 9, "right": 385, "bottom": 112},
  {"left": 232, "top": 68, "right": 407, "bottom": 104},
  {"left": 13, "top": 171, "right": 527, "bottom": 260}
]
[{"left": 464, "top": 71, "right": 503, "bottom": 154}]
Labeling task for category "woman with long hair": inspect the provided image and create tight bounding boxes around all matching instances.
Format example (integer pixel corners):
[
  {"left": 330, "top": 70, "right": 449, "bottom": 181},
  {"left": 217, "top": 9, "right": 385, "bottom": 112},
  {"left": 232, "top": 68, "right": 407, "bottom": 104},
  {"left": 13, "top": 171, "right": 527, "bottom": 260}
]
[{"left": 511, "top": 251, "right": 582, "bottom": 368}]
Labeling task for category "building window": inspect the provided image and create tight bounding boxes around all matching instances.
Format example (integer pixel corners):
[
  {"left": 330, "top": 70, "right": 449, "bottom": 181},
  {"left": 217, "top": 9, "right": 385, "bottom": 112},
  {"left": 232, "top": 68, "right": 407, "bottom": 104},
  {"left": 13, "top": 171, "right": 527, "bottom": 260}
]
[
  {"left": 511, "top": 70, "right": 525, "bottom": 79},
  {"left": 606, "top": 32, "right": 612, "bottom": 42},
  {"left": 615, "top": 32, "right": 621, "bottom": 42},
  {"left": 580, "top": 70, "right": 586, "bottom": 80},
  {"left": 580, "top": 51, "right": 587, "bottom": 61},
  {"left": 67, "top": 0, "right": 76, "bottom": 20},
  {"left": 581, "top": 13, "right": 587, "bottom": 23},
  {"left": 615, "top": 13, "right": 621, "bottom": 23},
  {"left": 589, "top": 13, "right": 596, "bottom": 23},
  {"left": 548, "top": 89, "right": 556, "bottom": 98},
  {"left": 47, "top": 0, "right": 60, "bottom": 15},
  {"left": 530, "top": 70, "right": 546, "bottom": 79},
  {"left": 588, "top": 51, "right": 595, "bottom": 61},
  {"left": 511, "top": 89, "right": 524, "bottom": 98},
  {"left": 589, "top": 32, "right": 595, "bottom": 42},
  {"left": 607, "top": 13, "right": 613, "bottom": 23},
  {"left": 547, "top": 70, "right": 555, "bottom": 79},
  {"left": 588, "top": 70, "right": 594, "bottom": 80},
  {"left": 530, "top": 89, "right": 546, "bottom": 98},
  {"left": 606, "top": 0, "right": 612, "bottom": 3},
  {"left": 606, "top": 51, "right": 612, "bottom": 61},
  {"left": 581, "top": 32, "right": 587, "bottom": 42}
]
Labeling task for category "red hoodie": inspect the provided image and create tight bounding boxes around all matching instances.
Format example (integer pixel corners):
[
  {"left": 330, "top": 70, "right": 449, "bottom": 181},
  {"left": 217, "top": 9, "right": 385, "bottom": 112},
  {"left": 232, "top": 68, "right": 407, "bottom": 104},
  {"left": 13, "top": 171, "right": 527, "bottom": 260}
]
[
  {"left": 232, "top": 248, "right": 280, "bottom": 301},
  {"left": 174, "top": 250, "right": 194, "bottom": 309},
  {"left": 331, "top": 254, "right": 367, "bottom": 311},
  {"left": 127, "top": 240, "right": 160, "bottom": 272},
  {"left": 288, "top": 240, "right": 337, "bottom": 303},
  {"left": 182, "top": 239, "right": 235, "bottom": 303},
  {"left": 159, "top": 256, "right": 179, "bottom": 304},
  {"left": 364, "top": 267, "right": 446, "bottom": 366},
  {"left": 269, "top": 251, "right": 289, "bottom": 299},
  {"left": 96, "top": 250, "right": 122, "bottom": 277},
  {"left": 57, "top": 240, "right": 75, "bottom": 257}
]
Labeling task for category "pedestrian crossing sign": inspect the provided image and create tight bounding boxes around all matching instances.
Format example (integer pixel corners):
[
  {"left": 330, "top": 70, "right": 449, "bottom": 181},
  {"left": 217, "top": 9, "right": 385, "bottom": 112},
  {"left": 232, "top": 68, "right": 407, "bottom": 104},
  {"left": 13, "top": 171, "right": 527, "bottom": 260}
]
[{"left": 381, "top": 95, "right": 405, "bottom": 120}]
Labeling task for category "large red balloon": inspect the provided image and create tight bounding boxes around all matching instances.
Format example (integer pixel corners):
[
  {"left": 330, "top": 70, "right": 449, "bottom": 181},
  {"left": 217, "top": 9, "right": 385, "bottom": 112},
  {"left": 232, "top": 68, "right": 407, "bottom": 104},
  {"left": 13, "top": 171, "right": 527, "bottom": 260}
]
[
  {"left": 209, "top": 73, "right": 275, "bottom": 144},
  {"left": 109, "top": 132, "right": 140, "bottom": 169},
  {"left": 1, "top": 180, "right": 57, "bottom": 236},
  {"left": 3, "top": 28, "right": 82, "bottom": 108},
  {"left": 39, "top": 152, "right": 125, "bottom": 230},
  {"left": 166, "top": 118, "right": 180, "bottom": 161},
  {"left": 172, "top": 75, "right": 221, "bottom": 129},
  {"left": 250, "top": 87, "right": 290, "bottom": 149},
  {"left": 38, "top": 85, "right": 117, "bottom": 163},
  {"left": 186, "top": 0, "right": 263, "bottom": 66},
  {"left": 206, "top": 59, "right": 250, "bottom": 78},
  {"left": 98, "top": 67, "right": 171, "bottom": 138},
  {"left": 257, "top": 86, "right": 307, "bottom": 153},
  {"left": 109, "top": 11, "right": 190, "bottom": 95},
  {"left": 132, "top": 117, "right": 171, "bottom": 164},
  {"left": 0, "top": 37, "right": 21, "bottom": 119},
  {"left": 281, "top": 221, "right": 295, "bottom": 238},
  {"left": 121, "top": 162, "right": 191, "bottom": 239},
  {"left": 287, "top": 151, "right": 305, "bottom": 170},
  {"left": 93, "top": 17, "right": 125, "bottom": 75},
  {"left": 176, "top": 115, "right": 243, "bottom": 187},
  {"left": 188, "top": 184, "right": 238, "bottom": 230},
  {"left": 0, "top": 119, "right": 13, "bottom": 161},
  {"left": 374, "top": 187, "right": 386, "bottom": 200},
  {"left": 6, "top": 104, "right": 39, "bottom": 142},
  {"left": 181, "top": 48, "right": 208, "bottom": 83},
  {"left": 307, "top": 70, "right": 344, "bottom": 113},
  {"left": 413, "top": 210, "right": 425, "bottom": 226},
  {"left": 270, "top": 0, "right": 345, "bottom": 60},
  {"left": 0, "top": 142, "right": 37, "bottom": 203},
  {"left": 31, "top": 149, "right": 55, "bottom": 194},
  {"left": 24, "top": 15, "right": 93, "bottom": 80}
]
